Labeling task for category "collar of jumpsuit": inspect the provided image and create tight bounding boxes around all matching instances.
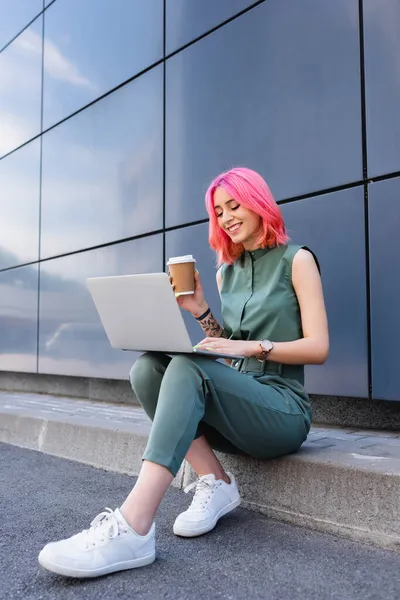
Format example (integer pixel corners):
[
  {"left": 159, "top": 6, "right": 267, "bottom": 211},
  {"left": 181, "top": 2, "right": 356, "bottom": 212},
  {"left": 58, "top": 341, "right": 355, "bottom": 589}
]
[{"left": 244, "top": 246, "right": 274, "bottom": 261}]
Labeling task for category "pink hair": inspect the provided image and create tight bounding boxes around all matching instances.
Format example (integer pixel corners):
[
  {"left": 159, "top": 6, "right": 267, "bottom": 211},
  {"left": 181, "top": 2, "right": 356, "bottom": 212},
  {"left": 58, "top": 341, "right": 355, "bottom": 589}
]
[{"left": 205, "top": 167, "right": 289, "bottom": 265}]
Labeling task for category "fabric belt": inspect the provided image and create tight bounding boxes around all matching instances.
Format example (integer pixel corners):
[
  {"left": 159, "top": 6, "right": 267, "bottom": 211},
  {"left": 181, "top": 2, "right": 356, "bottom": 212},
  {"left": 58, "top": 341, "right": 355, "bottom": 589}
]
[{"left": 231, "top": 356, "right": 303, "bottom": 381}]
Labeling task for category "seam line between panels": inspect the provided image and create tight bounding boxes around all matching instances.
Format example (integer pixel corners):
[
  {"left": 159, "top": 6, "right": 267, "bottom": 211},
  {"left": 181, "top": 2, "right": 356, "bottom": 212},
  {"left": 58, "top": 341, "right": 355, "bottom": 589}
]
[
  {"left": 36, "top": 9, "right": 45, "bottom": 372},
  {"left": 0, "top": 0, "right": 265, "bottom": 59},
  {"left": 277, "top": 180, "right": 364, "bottom": 205},
  {"left": 162, "top": 0, "right": 166, "bottom": 270},
  {"left": 0, "top": 0, "right": 56, "bottom": 56},
  {"left": 1, "top": 160, "right": 399, "bottom": 278},
  {"left": 0, "top": 224, "right": 210, "bottom": 274},
  {"left": 369, "top": 171, "right": 400, "bottom": 183},
  {"left": 0, "top": 167, "right": 390, "bottom": 277},
  {"left": 0, "top": 57, "right": 165, "bottom": 163},
  {"left": 358, "top": 0, "right": 372, "bottom": 398},
  {"left": 164, "top": 0, "right": 266, "bottom": 57},
  {"left": 0, "top": 0, "right": 266, "bottom": 162},
  {"left": 0, "top": 12, "right": 43, "bottom": 55},
  {"left": 358, "top": 0, "right": 368, "bottom": 180},
  {"left": 363, "top": 183, "right": 372, "bottom": 399}
]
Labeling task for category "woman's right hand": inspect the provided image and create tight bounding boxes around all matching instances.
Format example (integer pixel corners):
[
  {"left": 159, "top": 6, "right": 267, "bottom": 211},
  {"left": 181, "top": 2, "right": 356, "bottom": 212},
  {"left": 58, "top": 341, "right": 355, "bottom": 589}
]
[{"left": 169, "top": 270, "right": 209, "bottom": 318}]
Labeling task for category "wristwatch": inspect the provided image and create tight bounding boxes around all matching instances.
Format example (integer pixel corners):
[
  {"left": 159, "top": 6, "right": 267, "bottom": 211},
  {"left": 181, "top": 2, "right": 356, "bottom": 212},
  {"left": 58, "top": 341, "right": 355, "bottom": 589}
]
[{"left": 257, "top": 339, "right": 274, "bottom": 361}]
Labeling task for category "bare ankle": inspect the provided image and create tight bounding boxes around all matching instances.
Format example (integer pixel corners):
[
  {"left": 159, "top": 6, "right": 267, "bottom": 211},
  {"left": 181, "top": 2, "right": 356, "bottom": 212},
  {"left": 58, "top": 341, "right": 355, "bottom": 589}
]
[
  {"left": 214, "top": 469, "right": 230, "bottom": 484},
  {"left": 197, "top": 471, "right": 230, "bottom": 485},
  {"left": 221, "top": 473, "right": 231, "bottom": 485},
  {"left": 120, "top": 506, "right": 152, "bottom": 537}
]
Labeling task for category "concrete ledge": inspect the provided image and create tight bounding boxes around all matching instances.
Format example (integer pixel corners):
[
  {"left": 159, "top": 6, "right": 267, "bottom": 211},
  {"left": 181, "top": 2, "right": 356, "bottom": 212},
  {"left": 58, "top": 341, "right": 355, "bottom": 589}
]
[
  {"left": 1, "top": 371, "right": 400, "bottom": 430},
  {"left": 0, "top": 371, "right": 136, "bottom": 405},
  {"left": 0, "top": 408, "right": 185, "bottom": 490},
  {"left": 1, "top": 391, "right": 399, "bottom": 551},
  {"left": 311, "top": 394, "right": 400, "bottom": 430},
  {"left": 181, "top": 454, "right": 400, "bottom": 549}
]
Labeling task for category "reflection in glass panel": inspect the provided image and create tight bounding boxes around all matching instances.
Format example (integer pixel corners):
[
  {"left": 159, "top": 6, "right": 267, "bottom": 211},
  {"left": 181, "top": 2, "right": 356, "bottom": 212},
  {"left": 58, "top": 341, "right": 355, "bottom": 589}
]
[
  {"left": 38, "top": 234, "right": 163, "bottom": 379},
  {"left": 280, "top": 187, "right": 368, "bottom": 398},
  {"left": 0, "top": 17, "right": 43, "bottom": 157},
  {"left": 43, "top": 0, "right": 163, "bottom": 129},
  {"left": 0, "top": 140, "right": 40, "bottom": 269},
  {"left": 369, "top": 178, "right": 400, "bottom": 401},
  {"left": 0, "top": 264, "right": 38, "bottom": 372},
  {"left": 166, "top": 223, "right": 220, "bottom": 345},
  {"left": 40, "top": 66, "right": 163, "bottom": 259},
  {"left": 166, "top": 0, "right": 257, "bottom": 54},
  {"left": 165, "top": 0, "right": 362, "bottom": 228},
  {"left": 364, "top": 0, "right": 400, "bottom": 177},
  {"left": 0, "top": 0, "right": 42, "bottom": 50}
]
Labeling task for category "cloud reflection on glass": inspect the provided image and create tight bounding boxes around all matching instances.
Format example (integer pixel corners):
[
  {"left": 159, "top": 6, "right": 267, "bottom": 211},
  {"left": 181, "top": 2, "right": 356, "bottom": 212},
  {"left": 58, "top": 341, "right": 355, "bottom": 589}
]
[
  {"left": 42, "top": 0, "right": 163, "bottom": 130},
  {"left": 0, "top": 0, "right": 42, "bottom": 51},
  {"left": 38, "top": 234, "right": 163, "bottom": 379},
  {"left": 40, "top": 66, "right": 163, "bottom": 259},
  {"left": 0, "top": 139, "right": 40, "bottom": 269},
  {"left": 0, "top": 18, "right": 43, "bottom": 157},
  {"left": 0, "top": 263, "right": 38, "bottom": 373}
]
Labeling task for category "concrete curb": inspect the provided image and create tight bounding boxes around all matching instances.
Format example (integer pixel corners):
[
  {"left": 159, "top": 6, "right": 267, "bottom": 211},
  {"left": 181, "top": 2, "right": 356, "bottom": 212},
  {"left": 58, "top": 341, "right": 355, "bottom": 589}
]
[
  {"left": 1, "top": 371, "right": 400, "bottom": 429},
  {"left": 0, "top": 412, "right": 185, "bottom": 490},
  {"left": 181, "top": 456, "right": 400, "bottom": 550},
  {"left": 1, "top": 392, "right": 399, "bottom": 551}
]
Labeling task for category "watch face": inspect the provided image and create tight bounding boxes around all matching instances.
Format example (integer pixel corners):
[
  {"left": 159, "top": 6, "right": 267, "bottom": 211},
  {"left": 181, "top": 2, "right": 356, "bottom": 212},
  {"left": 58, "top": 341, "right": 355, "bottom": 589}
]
[{"left": 261, "top": 339, "right": 273, "bottom": 352}]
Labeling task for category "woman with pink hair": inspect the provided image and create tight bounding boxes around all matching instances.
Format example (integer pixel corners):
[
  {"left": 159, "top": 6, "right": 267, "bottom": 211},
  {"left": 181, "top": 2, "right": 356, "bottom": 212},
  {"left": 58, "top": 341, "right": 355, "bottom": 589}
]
[{"left": 39, "top": 167, "right": 329, "bottom": 579}]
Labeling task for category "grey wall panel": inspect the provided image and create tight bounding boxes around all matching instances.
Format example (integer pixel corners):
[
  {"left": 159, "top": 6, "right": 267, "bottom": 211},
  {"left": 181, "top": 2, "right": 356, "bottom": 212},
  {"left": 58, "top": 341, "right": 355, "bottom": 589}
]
[
  {"left": 0, "top": 140, "right": 40, "bottom": 269},
  {"left": 166, "top": 0, "right": 258, "bottom": 54},
  {"left": 0, "top": 264, "right": 38, "bottom": 372},
  {"left": 40, "top": 66, "right": 163, "bottom": 260},
  {"left": 280, "top": 187, "right": 368, "bottom": 398},
  {"left": 0, "top": 18, "right": 43, "bottom": 157},
  {"left": 165, "top": 0, "right": 362, "bottom": 228},
  {"left": 369, "top": 178, "right": 400, "bottom": 401},
  {"left": 165, "top": 223, "right": 221, "bottom": 345},
  {"left": 38, "top": 235, "right": 163, "bottom": 379},
  {"left": 0, "top": 0, "right": 42, "bottom": 50},
  {"left": 42, "top": 0, "right": 163, "bottom": 129},
  {"left": 364, "top": 0, "right": 400, "bottom": 177}
]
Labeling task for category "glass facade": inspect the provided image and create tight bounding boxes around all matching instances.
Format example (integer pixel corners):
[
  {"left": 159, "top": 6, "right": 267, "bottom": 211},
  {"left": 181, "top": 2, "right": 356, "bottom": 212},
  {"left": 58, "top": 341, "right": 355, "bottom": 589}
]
[
  {"left": 0, "top": 0, "right": 399, "bottom": 401},
  {"left": 42, "top": 0, "right": 163, "bottom": 129},
  {"left": 0, "top": 16, "right": 43, "bottom": 156}
]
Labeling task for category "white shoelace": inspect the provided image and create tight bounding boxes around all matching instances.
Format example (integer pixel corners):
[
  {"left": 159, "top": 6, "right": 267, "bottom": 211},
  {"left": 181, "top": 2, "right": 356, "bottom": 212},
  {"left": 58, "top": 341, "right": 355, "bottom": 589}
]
[
  {"left": 79, "top": 508, "right": 124, "bottom": 549},
  {"left": 184, "top": 476, "right": 221, "bottom": 510}
]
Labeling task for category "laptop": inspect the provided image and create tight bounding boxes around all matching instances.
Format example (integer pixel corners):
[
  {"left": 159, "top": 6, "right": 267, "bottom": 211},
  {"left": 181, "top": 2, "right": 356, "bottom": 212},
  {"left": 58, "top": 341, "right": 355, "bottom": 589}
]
[{"left": 86, "top": 273, "right": 244, "bottom": 360}]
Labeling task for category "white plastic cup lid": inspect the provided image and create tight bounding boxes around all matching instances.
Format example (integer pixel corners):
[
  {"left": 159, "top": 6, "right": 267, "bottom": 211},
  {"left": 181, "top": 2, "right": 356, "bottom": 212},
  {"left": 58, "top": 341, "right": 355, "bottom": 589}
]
[{"left": 167, "top": 254, "right": 196, "bottom": 265}]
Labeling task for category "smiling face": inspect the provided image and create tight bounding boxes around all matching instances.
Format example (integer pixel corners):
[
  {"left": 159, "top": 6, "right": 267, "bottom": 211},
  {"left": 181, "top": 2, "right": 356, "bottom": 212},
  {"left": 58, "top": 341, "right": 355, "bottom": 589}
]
[{"left": 213, "top": 186, "right": 264, "bottom": 251}]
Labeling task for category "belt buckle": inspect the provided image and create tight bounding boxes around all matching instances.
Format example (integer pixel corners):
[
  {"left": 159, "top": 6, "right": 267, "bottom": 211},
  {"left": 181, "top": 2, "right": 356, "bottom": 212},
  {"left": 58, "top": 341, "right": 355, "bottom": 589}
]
[{"left": 247, "top": 357, "right": 265, "bottom": 374}]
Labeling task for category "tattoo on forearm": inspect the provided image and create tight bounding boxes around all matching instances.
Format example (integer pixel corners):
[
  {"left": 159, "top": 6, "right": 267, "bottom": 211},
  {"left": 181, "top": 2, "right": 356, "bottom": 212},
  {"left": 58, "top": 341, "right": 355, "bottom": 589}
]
[{"left": 198, "top": 311, "right": 228, "bottom": 338}]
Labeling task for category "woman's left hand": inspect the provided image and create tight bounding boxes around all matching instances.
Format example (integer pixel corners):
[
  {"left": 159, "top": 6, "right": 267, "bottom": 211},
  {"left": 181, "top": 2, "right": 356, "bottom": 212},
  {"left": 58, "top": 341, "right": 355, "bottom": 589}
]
[{"left": 195, "top": 337, "right": 258, "bottom": 358}]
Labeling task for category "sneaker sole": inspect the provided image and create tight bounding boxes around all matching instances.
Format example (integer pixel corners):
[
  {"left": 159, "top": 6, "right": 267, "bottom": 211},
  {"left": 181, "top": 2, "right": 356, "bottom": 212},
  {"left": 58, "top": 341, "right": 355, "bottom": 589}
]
[
  {"left": 38, "top": 551, "right": 156, "bottom": 578},
  {"left": 173, "top": 496, "right": 241, "bottom": 538}
]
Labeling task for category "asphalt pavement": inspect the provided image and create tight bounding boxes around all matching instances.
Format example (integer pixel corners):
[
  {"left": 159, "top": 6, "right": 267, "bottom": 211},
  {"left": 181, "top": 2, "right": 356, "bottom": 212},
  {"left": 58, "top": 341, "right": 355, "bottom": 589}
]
[{"left": 0, "top": 442, "right": 399, "bottom": 600}]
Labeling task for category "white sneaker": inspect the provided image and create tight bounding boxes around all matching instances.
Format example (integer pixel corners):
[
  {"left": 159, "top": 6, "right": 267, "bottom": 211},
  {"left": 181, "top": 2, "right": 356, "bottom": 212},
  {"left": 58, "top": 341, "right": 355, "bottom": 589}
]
[
  {"left": 38, "top": 508, "right": 155, "bottom": 578},
  {"left": 173, "top": 472, "right": 240, "bottom": 537}
]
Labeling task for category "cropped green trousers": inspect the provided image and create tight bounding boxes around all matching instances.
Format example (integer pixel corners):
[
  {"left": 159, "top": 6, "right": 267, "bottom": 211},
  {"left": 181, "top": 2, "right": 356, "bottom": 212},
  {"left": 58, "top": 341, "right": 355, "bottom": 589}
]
[{"left": 129, "top": 352, "right": 311, "bottom": 477}]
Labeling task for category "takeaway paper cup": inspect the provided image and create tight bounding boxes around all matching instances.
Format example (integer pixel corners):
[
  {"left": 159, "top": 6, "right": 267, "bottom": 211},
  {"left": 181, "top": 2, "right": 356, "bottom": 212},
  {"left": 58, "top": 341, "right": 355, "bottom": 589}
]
[{"left": 167, "top": 255, "right": 196, "bottom": 295}]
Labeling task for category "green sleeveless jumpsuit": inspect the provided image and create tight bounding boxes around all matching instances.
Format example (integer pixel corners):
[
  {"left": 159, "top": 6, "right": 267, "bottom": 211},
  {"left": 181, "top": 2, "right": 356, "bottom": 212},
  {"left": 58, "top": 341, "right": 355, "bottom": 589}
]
[{"left": 129, "top": 244, "right": 313, "bottom": 476}]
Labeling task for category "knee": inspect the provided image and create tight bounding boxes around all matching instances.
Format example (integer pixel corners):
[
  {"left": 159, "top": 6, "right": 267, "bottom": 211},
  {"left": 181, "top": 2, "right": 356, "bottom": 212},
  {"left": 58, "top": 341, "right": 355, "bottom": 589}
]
[
  {"left": 167, "top": 354, "right": 193, "bottom": 372},
  {"left": 164, "top": 354, "right": 202, "bottom": 384},
  {"left": 129, "top": 352, "right": 164, "bottom": 392}
]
